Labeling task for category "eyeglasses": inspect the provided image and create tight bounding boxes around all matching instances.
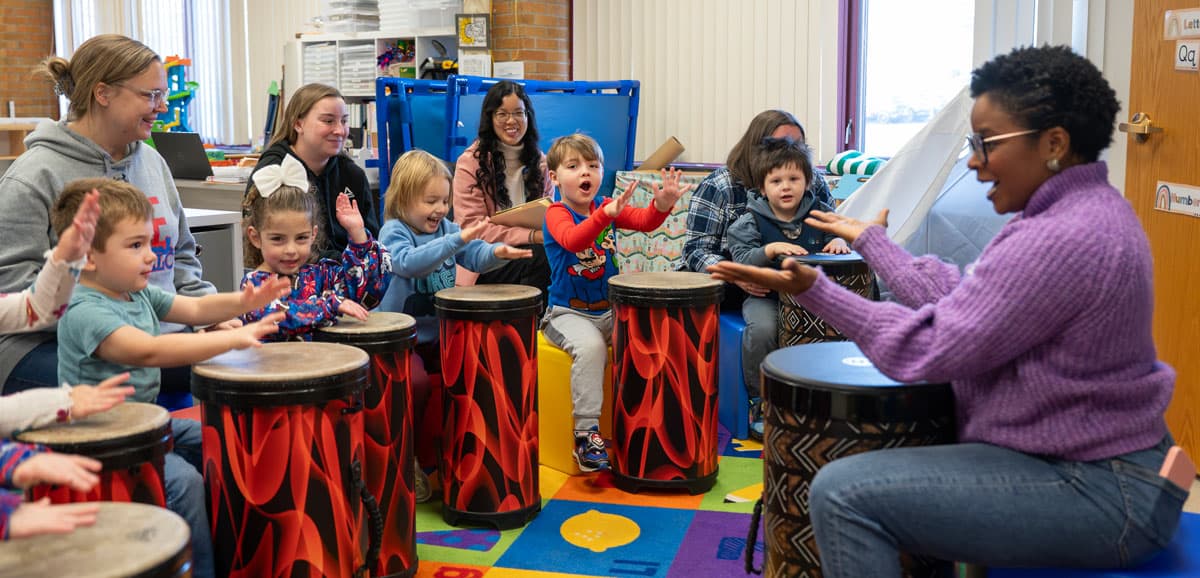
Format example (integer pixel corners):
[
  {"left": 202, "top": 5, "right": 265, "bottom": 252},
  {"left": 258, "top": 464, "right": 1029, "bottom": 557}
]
[
  {"left": 965, "top": 129, "right": 1039, "bottom": 165},
  {"left": 118, "top": 84, "right": 168, "bottom": 108},
  {"left": 493, "top": 109, "right": 528, "bottom": 122}
]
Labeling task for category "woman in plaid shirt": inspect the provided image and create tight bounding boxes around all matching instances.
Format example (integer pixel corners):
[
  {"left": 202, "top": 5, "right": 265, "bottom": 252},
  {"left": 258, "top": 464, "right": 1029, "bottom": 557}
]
[{"left": 682, "top": 110, "right": 831, "bottom": 292}]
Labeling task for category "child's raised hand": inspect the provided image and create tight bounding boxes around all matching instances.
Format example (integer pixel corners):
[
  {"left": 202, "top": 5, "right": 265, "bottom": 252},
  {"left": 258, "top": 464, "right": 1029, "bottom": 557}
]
[
  {"left": 68, "top": 372, "right": 135, "bottom": 420},
  {"left": 461, "top": 218, "right": 490, "bottom": 243},
  {"left": 239, "top": 275, "right": 292, "bottom": 312},
  {"left": 652, "top": 168, "right": 692, "bottom": 212},
  {"left": 234, "top": 311, "right": 286, "bottom": 347},
  {"left": 494, "top": 244, "right": 533, "bottom": 260},
  {"left": 8, "top": 498, "right": 100, "bottom": 539},
  {"left": 822, "top": 238, "right": 851, "bottom": 255},
  {"left": 52, "top": 189, "right": 101, "bottom": 264},
  {"left": 335, "top": 191, "right": 368, "bottom": 244},
  {"left": 11, "top": 453, "right": 101, "bottom": 491},
  {"left": 338, "top": 299, "right": 370, "bottom": 321},
  {"left": 604, "top": 181, "right": 638, "bottom": 218},
  {"left": 765, "top": 241, "right": 808, "bottom": 260}
]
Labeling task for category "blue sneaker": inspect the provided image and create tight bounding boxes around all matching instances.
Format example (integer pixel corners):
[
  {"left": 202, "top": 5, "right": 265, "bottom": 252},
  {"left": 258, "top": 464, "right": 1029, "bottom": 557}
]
[
  {"left": 749, "top": 397, "right": 764, "bottom": 441},
  {"left": 574, "top": 426, "right": 610, "bottom": 472}
]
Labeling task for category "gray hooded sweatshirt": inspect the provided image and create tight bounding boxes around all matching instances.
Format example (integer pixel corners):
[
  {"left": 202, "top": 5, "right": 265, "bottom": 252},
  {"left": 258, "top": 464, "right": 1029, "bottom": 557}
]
[{"left": 0, "top": 119, "right": 214, "bottom": 386}]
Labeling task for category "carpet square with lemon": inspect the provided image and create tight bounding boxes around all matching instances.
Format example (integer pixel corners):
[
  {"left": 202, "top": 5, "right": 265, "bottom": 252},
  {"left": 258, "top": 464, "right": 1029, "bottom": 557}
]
[{"left": 414, "top": 429, "right": 766, "bottom": 578}]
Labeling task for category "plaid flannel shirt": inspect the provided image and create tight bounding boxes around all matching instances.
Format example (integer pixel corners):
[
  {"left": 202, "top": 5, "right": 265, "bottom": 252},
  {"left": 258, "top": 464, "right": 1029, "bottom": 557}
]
[{"left": 682, "top": 167, "right": 831, "bottom": 272}]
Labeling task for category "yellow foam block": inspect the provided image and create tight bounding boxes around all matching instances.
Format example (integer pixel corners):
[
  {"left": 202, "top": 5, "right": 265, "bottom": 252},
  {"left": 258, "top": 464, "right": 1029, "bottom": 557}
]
[{"left": 537, "top": 332, "right": 614, "bottom": 476}]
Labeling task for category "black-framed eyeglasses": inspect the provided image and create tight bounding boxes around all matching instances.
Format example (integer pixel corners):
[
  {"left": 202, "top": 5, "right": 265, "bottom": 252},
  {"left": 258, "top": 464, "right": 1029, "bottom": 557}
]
[
  {"left": 493, "top": 109, "right": 528, "bottom": 122},
  {"left": 117, "top": 84, "right": 168, "bottom": 107},
  {"left": 965, "top": 129, "right": 1039, "bottom": 165}
]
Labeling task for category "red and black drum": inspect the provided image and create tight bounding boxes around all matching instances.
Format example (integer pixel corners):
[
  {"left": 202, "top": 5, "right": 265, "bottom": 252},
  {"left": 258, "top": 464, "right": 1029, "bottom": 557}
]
[
  {"left": 316, "top": 312, "right": 419, "bottom": 578},
  {"left": 608, "top": 271, "right": 722, "bottom": 495},
  {"left": 435, "top": 284, "right": 541, "bottom": 529},
  {"left": 0, "top": 502, "right": 192, "bottom": 577},
  {"left": 778, "top": 252, "right": 875, "bottom": 347},
  {"left": 191, "top": 342, "right": 374, "bottom": 578},
  {"left": 759, "top": 341, "right": 955, "bottom": 577},
  {"left": 16, "top": 402, "right": 171, "bottom": 507}
]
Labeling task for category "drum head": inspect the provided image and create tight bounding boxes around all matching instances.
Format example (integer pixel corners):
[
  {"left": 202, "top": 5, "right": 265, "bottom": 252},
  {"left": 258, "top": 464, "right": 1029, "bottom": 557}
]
[
  {"left": 0, "top": 502, "right": 190, "bottom": 577},
  {"left": 761, "top": 342, "right": 953, "bottom": 422},
  {"left": 608, "top": 271, "right": 723, "bottom": 307},
  {"left": 16, "top": 402, "right": 169, "bottom": 447},
  {"left": 315, "top": 312, "right": 417, "bottom": 352},
  {"left": 192, "top": 342, "right": 369, "bottom": 407},
  {"left": 435, "top": 284, "right": 542, "bottom": 320}
]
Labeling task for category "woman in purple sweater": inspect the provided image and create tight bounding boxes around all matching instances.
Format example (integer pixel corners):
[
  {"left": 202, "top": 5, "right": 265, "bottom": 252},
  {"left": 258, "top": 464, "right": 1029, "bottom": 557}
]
[{"left": 711, "top": 45, "right": 1186, "bottom": 575}]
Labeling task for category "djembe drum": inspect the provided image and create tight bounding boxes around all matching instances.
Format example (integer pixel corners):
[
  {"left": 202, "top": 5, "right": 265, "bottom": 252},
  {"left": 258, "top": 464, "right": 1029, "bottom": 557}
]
[
  {"left": 316, "top": 312, "right": 419, "bottom": 578},
  {"left": 17, "top": 402, "right": 171, "bottom": 508},
  {"left": 435, "top": 284, "right": 541, "bottom": 529},
  {"left": 608, "top": 271, "right": 723, "bottom": 494},
  {"left": 0, "top": 502, "right": 192, "bottom": 577},
  {"left": 191, "top": 342, "right": 375, "bottom": 578},
  {"left": 778, "top": 252, "right": 875, "bottom": 346},
  {"left": 758, "top": 341, "right": 955, "bottom": 577}
]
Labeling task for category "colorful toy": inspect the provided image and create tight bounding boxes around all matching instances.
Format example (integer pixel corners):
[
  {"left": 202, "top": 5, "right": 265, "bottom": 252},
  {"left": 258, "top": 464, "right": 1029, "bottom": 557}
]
[
  {"left": 157, "top": 55, "right": 198, "bottom": 132},
  {"left": 378, "top": 41, "right": 417, "bottom": 78}
]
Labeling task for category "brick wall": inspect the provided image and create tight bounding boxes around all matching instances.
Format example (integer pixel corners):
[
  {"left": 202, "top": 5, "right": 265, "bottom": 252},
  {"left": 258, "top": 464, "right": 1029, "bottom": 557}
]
[
  {"left": 0, "top": 0, "right": 58, "bottom": 120},
  {"left": 491, "top": 0, "right": 570, "bottom": 81}
]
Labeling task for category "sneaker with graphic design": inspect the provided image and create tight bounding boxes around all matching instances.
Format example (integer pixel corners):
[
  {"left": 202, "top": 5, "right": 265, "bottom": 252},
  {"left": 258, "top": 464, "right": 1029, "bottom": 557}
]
[
  {"left": 749, "top": 397, "right": 764, "bottom": 441},
  {"left": 413, "top": 461, "right": 433, "bottom": 503},
  {"left": 574, "top": 426, "right": 610, "bottom": 472}
]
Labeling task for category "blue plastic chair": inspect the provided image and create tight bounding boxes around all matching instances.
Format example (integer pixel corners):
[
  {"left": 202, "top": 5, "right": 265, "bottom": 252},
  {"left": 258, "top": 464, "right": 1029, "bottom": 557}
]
[
  {"left": 718, "top": 312, "right": 750, "bottom": 440},
  {"left": 985, "top": 512, "right": 1199, "bottom": 577}
]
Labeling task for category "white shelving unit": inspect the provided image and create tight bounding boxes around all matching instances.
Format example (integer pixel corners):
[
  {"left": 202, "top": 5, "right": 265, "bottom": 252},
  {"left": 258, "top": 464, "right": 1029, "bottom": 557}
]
[{"left": 285, "top": 30, "right": 458, "bottom": 99}]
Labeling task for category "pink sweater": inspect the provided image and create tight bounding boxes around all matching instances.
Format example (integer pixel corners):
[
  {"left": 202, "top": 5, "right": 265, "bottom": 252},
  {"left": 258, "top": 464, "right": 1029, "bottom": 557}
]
[
  {"left": 452, "top": 141, "right": 553, "bottom": 285},
  {"left": 794, "top": 162, "right": 1172, "bottom": 461}
]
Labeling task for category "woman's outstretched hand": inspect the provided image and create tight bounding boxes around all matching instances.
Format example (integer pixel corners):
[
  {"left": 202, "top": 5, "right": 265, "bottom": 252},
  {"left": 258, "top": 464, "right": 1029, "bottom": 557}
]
[
  {"left": 707, "top": 258, "right": 820, "bottom": 296},
  {"left": 805, "top": 209, "right": 889, "bottom": 244}
]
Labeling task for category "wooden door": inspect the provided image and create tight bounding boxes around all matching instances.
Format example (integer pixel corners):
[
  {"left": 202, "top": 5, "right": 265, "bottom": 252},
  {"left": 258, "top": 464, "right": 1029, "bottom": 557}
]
[{"left": 1126, "top": 0, "right": 1200, "bottom": 457}]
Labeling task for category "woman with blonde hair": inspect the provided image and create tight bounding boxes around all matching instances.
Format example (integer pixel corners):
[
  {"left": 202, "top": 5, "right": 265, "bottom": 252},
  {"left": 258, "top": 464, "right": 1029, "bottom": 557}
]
[{"left": 247, "top": 82, "right": 379, "bottom": 260}]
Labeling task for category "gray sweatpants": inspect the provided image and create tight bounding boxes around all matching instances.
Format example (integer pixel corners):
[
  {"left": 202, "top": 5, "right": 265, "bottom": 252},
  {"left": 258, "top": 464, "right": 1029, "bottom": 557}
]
[{"left": 542, "top": 306, "right": 613, "bottom": 431}]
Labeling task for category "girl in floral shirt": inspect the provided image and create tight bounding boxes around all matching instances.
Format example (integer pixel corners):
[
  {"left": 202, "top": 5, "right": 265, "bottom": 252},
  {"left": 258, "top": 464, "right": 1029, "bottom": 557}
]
[{"left": 240, "top": 155, "right": 390, "bottom": 340}]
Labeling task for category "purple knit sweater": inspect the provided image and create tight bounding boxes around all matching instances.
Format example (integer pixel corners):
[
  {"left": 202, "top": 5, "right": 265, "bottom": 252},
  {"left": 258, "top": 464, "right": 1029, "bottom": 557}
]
[{"left": 795, "top": 162, "right": 1173, "bottom": 460}]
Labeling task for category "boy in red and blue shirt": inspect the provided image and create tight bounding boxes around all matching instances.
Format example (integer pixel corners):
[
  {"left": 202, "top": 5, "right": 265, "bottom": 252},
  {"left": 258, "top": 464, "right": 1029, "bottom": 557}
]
[{"left": 542, "top": 133, "right": 692, "bottom": 471}]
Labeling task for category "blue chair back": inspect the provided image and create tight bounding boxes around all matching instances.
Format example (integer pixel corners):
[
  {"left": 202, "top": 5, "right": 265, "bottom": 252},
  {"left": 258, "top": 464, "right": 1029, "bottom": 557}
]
[{"left": 446, "top": 75, "right": 640, "bottom": 197}]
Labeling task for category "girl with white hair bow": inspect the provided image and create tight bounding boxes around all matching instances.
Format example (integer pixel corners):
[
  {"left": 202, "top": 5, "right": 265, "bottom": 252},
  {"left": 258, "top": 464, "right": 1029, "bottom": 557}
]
[{"left": 240, "top": 154, "right": 391, "bottom": 341}]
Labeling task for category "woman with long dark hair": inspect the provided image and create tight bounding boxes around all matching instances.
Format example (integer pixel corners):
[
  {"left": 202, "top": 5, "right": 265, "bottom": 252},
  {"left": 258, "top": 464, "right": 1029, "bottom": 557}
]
[{"left": 452, "top": 80, "right": 552, "bottom": 289}]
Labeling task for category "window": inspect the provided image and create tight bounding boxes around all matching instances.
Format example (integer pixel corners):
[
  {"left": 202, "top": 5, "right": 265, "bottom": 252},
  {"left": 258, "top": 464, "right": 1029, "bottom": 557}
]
[
  {"left": 839, "top": 0, "right": 974, "bottom": 157},
  {"left": 53, "top": 0, "right": 236, "bottom": 144}
]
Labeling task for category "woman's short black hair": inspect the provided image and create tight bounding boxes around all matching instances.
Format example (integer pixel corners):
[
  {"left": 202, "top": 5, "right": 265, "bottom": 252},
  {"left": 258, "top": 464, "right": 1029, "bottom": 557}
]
[{"left": 969, "top": 44, "right": 1120, "bottom": 163}]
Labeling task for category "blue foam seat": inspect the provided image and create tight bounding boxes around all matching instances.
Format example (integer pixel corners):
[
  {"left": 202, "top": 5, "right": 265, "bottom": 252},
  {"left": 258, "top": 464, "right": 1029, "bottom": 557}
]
[
  {"left": 987, "top": 512, "right": 1199, "bottom": 577},
  {"left": 718, "top": 312, "right": 750, "bottom": 440}
]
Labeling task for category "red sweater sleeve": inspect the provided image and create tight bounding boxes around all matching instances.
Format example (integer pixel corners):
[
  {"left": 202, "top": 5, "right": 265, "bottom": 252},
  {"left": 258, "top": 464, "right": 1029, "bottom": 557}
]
[
  {"left": 545, "top": 202, "right": 616, "bottom": 253},
  {"left": 614, "top": 203, "right": 671, "bottom": 232}
]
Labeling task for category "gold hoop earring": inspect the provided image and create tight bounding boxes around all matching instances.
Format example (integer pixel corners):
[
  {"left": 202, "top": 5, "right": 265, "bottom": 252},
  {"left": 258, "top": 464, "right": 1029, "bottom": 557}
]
[{"left": 1047, "top": 158, "right": 1061, "bottom": 172}]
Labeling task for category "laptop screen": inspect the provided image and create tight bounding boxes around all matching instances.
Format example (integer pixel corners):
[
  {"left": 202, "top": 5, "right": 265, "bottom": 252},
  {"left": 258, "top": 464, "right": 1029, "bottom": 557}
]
[{"left": 151, "top": 132, "right": 213, "bottom": 180}]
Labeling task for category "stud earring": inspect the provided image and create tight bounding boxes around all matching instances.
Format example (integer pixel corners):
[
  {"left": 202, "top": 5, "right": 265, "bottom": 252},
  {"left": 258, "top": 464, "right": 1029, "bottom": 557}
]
[{"left": 1047, "top": 158, "right": 1061, "bottom": 172}]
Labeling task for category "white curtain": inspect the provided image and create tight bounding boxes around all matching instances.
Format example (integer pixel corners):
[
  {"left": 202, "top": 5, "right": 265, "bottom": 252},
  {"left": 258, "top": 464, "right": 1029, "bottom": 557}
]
[{"left": 53, "top": 0, "right": 237, "bottom": 144}]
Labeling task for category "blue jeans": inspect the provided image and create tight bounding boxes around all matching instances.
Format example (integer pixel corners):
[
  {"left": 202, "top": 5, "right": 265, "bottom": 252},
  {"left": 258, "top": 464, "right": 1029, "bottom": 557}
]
[
  {"left": 4, "top": 340, "right": 58, "bottom": 393},
  {"left": 740, "top": 296, "right": 777, "bottom": 398},
  {"left": 168, "top": 418, "right": 213, "bottom": 578},
  {"left": 809, "top": 436, "right": 1188, "bottom": 577}
]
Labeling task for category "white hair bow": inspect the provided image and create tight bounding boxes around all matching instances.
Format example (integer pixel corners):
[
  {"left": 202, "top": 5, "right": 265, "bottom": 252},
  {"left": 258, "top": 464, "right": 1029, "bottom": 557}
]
[{"left": 252, "top": 154, "right": 309, "bottom": 198}]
